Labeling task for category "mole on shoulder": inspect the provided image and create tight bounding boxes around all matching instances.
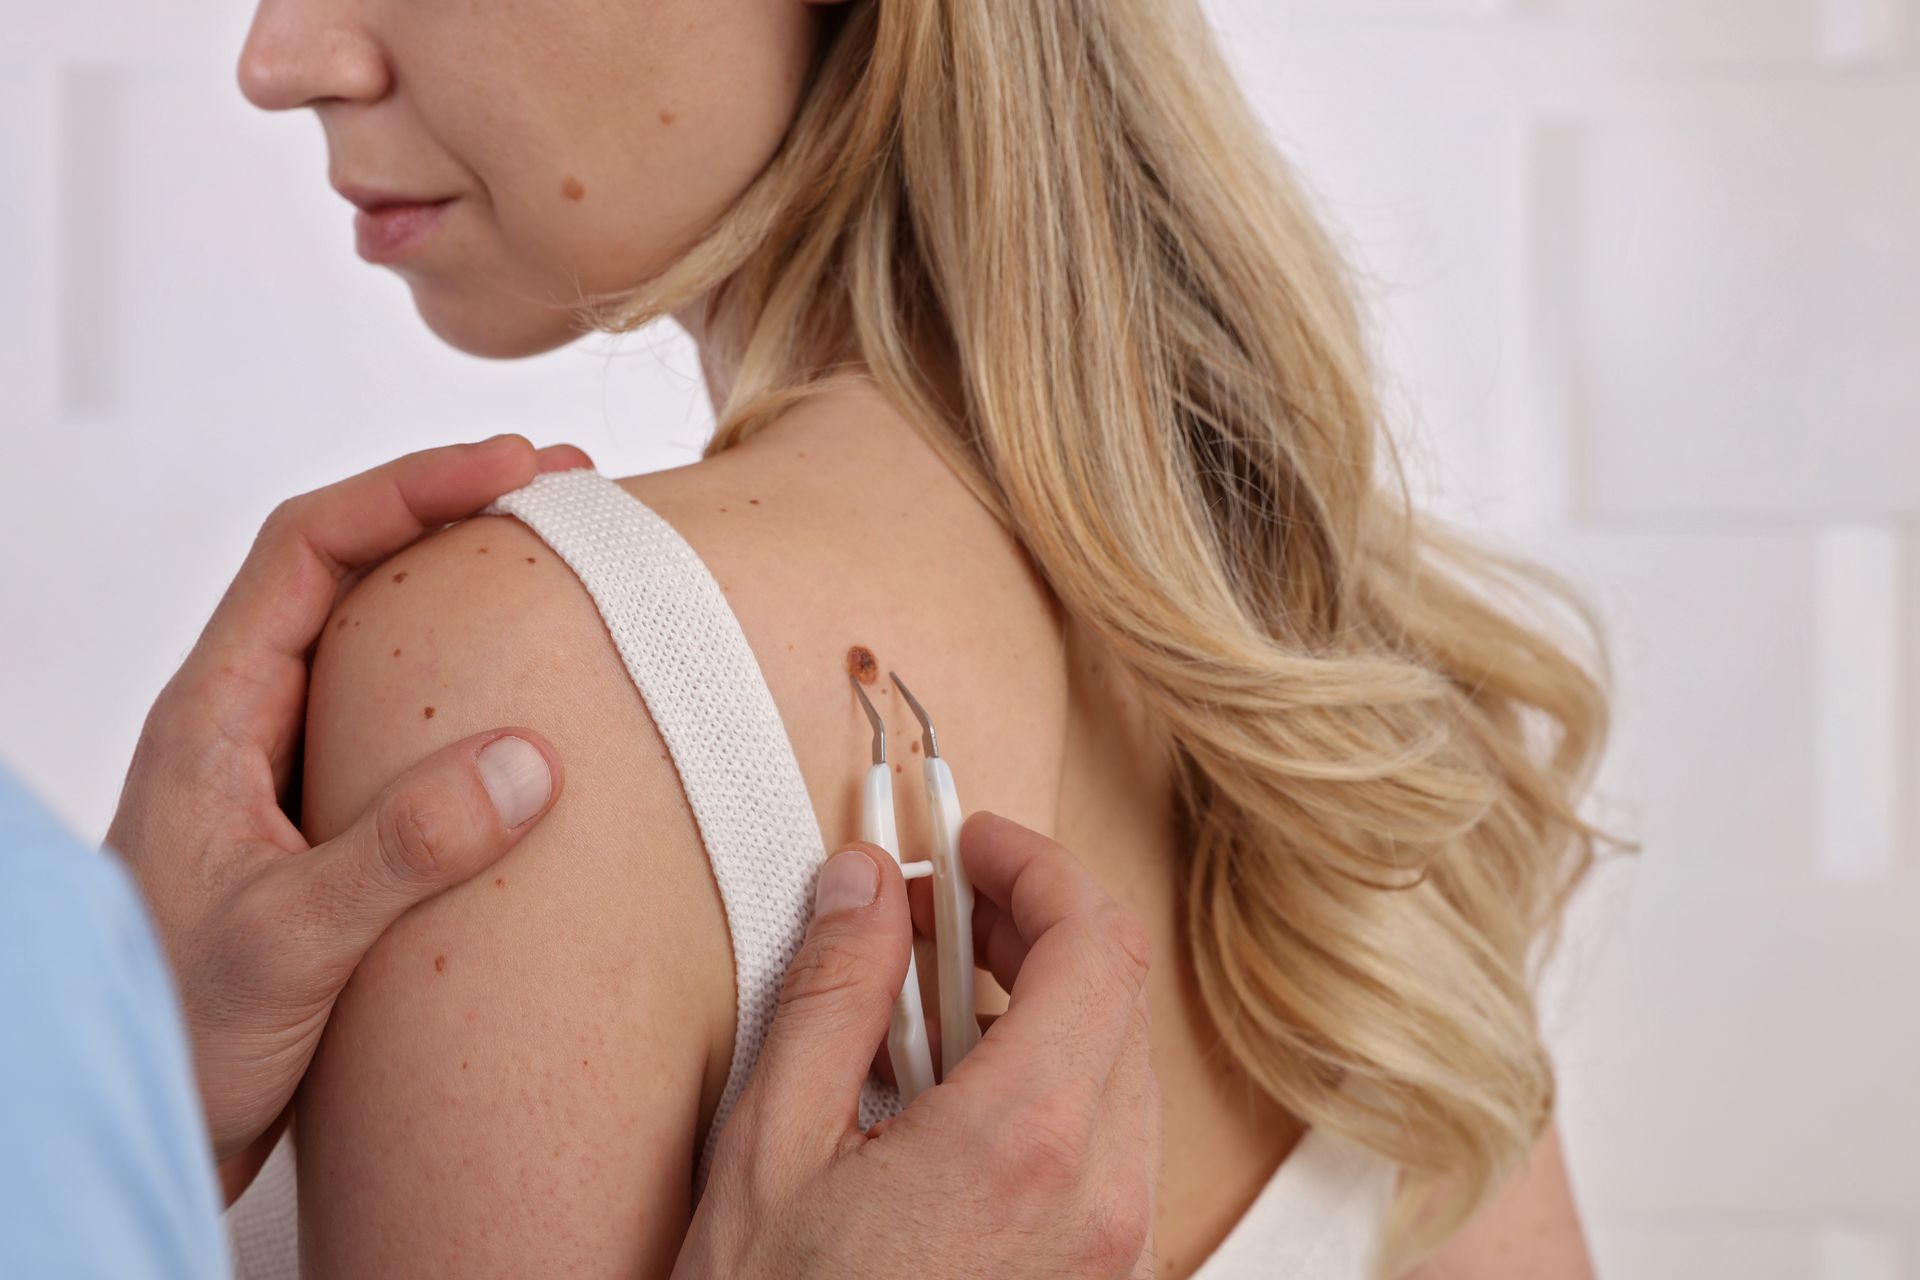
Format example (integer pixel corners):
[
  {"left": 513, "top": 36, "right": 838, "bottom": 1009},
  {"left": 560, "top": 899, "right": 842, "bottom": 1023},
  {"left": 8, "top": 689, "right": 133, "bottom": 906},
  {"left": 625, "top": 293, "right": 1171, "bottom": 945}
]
[
  {"left": 476, "top": 546, "right": 490, "bottom": 555},
  {"left": 433, "top": 954, "right": 447, "bottom": 973},
  {"left": 336, "top": 616, "right": 349, "bottom": 631},
  {"left": 659, "top": 108, "right": 677, "bottom": 125},
  {"left": 392, "top": 648, "right": 403, "bottom": 658},
  {"left": 846, "top": 644, "right": 878, "bottom": 685},
  {"left": 392, "top": 570, "right": 408, "bottom": 584},
  {"left": 526, "top": 556, "right": 537, "bottom": 564},
  {"left": 424, "top": 706, "right": 436, "bottom": 719},
  {"left": 561, "top": 174, "right": 586, "bottom": 201}
]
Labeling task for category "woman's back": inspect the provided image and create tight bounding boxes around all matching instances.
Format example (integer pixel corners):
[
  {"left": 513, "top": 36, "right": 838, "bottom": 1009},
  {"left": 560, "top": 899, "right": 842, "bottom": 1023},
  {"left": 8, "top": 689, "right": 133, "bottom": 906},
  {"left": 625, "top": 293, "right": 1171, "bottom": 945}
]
[{"left": 292, "top": 375, "right": 1344, "bottom": 1277}]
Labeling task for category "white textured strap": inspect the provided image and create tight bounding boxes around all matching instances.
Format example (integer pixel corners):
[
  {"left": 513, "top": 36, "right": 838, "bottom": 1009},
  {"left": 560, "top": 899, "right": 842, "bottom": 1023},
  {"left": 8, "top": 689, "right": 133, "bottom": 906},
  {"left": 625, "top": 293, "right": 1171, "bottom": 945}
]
[{"left": 484, "top": 468, "right": 903, "bottom": 1192}]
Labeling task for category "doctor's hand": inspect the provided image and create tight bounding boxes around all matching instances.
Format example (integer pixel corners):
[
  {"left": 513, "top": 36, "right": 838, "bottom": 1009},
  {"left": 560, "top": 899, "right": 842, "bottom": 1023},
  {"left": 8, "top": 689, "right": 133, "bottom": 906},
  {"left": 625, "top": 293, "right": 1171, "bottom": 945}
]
[
  {"left": 676, "top": 812, "right": 1162, "bottom": 1280},
  {"left": 104, "top": 435, "right": 589, "bottom": 1201}
]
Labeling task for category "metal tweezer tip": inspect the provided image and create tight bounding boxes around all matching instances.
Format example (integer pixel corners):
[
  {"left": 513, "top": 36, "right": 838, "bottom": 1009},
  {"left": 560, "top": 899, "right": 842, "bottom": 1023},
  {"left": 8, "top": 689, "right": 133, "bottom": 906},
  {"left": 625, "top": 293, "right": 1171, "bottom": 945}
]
[
  {"left": 888, "top": 670, "right": 939, "bottom": 759},
  {"left": 849, "top": 673, "right": 886, "bottom": 766}
]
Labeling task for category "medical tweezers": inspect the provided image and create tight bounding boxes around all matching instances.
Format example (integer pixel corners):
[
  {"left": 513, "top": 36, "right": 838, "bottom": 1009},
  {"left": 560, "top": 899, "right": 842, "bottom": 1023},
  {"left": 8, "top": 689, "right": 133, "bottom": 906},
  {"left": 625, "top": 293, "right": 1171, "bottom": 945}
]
[{"left": 849, "top": 670, "right": 983, "bottom": 1102}]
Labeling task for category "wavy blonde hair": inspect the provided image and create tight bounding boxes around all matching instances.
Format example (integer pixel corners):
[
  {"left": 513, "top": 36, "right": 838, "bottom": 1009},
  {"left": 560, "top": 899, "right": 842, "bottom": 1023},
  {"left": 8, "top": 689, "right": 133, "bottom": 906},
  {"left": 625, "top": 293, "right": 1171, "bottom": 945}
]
[{"left": 566, "top": 2, "right": 1632, "bottom": 1270}]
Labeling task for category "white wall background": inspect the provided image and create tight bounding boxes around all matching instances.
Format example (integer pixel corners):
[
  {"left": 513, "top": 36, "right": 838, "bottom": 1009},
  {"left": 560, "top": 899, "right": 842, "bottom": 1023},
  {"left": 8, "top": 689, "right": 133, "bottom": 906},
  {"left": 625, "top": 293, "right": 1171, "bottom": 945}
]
[{"left": 4, "top": 2, "right": 1917, "bottom": 1275}]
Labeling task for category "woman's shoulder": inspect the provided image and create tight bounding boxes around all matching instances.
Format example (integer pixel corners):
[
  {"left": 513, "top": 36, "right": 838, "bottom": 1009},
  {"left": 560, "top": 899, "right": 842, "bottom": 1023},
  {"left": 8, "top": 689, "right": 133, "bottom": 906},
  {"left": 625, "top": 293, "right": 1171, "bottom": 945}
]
[
  {"left": 614, "top": 377, "right": 1073, "bottom": 854},
  {"left": 294, "top": 483, "right": 739, "bottom": 1275},
  {"left": 291, "top": 381, "right": 1074, "bottom": 1272}
]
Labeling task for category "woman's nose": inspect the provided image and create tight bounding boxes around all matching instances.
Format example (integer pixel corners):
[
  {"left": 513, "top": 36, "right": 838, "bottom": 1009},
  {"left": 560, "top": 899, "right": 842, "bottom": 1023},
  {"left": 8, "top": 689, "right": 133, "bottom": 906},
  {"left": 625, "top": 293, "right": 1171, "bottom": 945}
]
[{"left": 235, "top": 0, "right": 389, "bottom": 113}]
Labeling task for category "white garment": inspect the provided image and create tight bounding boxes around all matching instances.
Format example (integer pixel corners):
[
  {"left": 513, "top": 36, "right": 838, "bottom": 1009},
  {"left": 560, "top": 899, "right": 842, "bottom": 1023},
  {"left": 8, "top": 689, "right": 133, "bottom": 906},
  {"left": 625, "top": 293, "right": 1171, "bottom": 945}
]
[{"left": 224, "top": 465, "right": 1396, "bottom": 1277}]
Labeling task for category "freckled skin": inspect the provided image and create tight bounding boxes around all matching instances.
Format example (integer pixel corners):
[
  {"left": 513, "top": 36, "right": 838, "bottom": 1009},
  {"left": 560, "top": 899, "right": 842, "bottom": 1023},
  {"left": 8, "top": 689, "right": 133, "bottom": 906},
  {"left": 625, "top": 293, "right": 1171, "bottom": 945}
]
[{"left": 846, "top": 645, "right": 878, "bottom": 685}]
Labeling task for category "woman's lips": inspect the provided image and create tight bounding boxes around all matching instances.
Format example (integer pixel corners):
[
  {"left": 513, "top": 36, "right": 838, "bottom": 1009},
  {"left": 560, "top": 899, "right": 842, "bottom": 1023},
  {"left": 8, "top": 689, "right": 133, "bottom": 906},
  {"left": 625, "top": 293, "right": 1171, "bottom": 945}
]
[{"left": 353, "top": 198, "right": 454, "bottom": 263}]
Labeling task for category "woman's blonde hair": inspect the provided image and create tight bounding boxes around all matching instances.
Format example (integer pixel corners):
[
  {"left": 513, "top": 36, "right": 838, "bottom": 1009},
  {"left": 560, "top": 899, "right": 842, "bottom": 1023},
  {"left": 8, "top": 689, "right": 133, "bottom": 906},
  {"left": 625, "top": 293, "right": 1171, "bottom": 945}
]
[{"left": 568, "top": 2, "right": 1632, "bottom": 1270}]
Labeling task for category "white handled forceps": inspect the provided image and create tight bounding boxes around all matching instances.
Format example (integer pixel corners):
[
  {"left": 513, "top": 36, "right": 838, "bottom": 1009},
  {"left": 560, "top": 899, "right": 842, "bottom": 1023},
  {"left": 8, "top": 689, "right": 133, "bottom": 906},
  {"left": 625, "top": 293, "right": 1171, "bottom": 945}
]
[{"left": 849, "top": 670, "right": 982, "bottom": 1102}]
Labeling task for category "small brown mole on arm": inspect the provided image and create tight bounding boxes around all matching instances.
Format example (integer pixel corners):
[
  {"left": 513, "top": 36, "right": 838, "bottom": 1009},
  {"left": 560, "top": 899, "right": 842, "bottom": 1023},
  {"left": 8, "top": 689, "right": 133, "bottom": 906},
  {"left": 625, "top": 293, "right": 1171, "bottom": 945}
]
[
  {"left": 846, "top": 644, "right": 878, "bottom": 685},
  {"left": 433, "top": 954, "right": 447, "bottom": 973},
  {"left": 526, "top": 556, "right": 536, "bottom": 565},
  {"left": 910, "top": 740, "right": 920, "bottom": 753},
  {"left": 392, "top": 570, "right": 408, "bottom": 584},
  {"left": 659, "top": 108, "right": 677, "bottom": 125},
  {"left": 561, "top": 174, "right": 586, "bottom": 201},
  {"left": 476, "top": 546, "right": 489, "bottom": 555},
  {"left": 424, "top": 706, "right": 436, "bottom": 719},
  {"left": 393, "top": 648, "right": 402, "bottom": 658}
]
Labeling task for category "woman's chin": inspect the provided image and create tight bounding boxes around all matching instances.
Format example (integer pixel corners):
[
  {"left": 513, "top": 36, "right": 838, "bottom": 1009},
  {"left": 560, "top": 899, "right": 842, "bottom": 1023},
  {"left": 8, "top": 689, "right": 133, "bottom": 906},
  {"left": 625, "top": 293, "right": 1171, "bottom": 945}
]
[{"left": 410, "top": 287, "right": 589, "bottom": 361}]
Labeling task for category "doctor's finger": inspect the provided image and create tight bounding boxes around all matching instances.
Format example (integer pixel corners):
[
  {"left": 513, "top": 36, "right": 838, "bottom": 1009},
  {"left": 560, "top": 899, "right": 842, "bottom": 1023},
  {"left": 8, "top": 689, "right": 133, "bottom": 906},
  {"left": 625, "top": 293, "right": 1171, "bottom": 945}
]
[{"left": 196, "top": 435, "right": 589, "bottom": 664}]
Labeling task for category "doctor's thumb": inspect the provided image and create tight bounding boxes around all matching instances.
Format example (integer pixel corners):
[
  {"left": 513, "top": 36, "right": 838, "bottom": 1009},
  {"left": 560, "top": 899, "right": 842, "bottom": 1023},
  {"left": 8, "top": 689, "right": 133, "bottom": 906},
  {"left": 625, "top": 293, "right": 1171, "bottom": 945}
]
[
  {"left": 736, "top": 844, "right": 914, "bottom": 1151},
  {"left": 288, "top": 730, "right": 562, "bottom": 972}
]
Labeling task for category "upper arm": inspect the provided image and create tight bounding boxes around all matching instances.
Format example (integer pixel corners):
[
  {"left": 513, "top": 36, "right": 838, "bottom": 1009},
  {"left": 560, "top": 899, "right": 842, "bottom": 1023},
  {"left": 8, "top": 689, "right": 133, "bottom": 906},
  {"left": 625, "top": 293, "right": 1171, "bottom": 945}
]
[
  {"left": 1405, "top": 1122, "right": 1595, "bottom": 1280},
  {"left": 293, "top": 514, "right": 734, "bottom": 1279}
]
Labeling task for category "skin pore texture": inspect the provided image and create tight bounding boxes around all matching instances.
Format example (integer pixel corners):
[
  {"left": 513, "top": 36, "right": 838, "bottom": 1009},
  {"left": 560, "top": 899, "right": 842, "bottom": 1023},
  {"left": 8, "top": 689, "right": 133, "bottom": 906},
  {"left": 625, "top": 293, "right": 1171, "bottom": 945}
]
[{"left": 240, "top": 0, "right": 1592, "bottom": 1275}]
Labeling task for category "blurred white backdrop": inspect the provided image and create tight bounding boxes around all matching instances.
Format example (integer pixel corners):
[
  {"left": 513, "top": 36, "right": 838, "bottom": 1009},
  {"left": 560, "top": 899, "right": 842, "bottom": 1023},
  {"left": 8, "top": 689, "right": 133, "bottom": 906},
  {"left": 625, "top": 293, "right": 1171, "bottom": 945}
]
[{"left": 4, "top": 2, "right": 1917, "bottom": 1275}]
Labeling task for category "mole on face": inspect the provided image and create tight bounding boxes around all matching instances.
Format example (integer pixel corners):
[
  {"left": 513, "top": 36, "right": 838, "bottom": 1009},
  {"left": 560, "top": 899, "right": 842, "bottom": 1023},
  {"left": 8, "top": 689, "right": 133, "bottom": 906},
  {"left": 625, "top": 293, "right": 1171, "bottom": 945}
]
[
  {"left": 561, "top": 174, "right": 586, "bottom": 201},
  {"left": 846, "top": 644, "right": 878, "bottom": 685}
]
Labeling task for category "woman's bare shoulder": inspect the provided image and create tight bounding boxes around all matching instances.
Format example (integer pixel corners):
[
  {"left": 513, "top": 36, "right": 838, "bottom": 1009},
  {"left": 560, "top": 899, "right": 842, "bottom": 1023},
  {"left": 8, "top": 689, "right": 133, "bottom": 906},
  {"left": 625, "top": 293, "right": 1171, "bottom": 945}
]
[
  {"left": 296, "top": 509, "right": 735, "bottom": 1278},
  {"left": 622, "top": 378, "right": 1073, "bottom": 855}
]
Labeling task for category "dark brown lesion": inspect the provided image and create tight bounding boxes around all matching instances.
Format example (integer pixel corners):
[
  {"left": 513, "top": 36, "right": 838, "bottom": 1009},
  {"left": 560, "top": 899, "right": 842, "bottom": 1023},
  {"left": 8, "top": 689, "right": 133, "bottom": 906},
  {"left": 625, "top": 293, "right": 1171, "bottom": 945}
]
[{"left": 846, "top": 644, "right": 879, "bottom": 685}]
